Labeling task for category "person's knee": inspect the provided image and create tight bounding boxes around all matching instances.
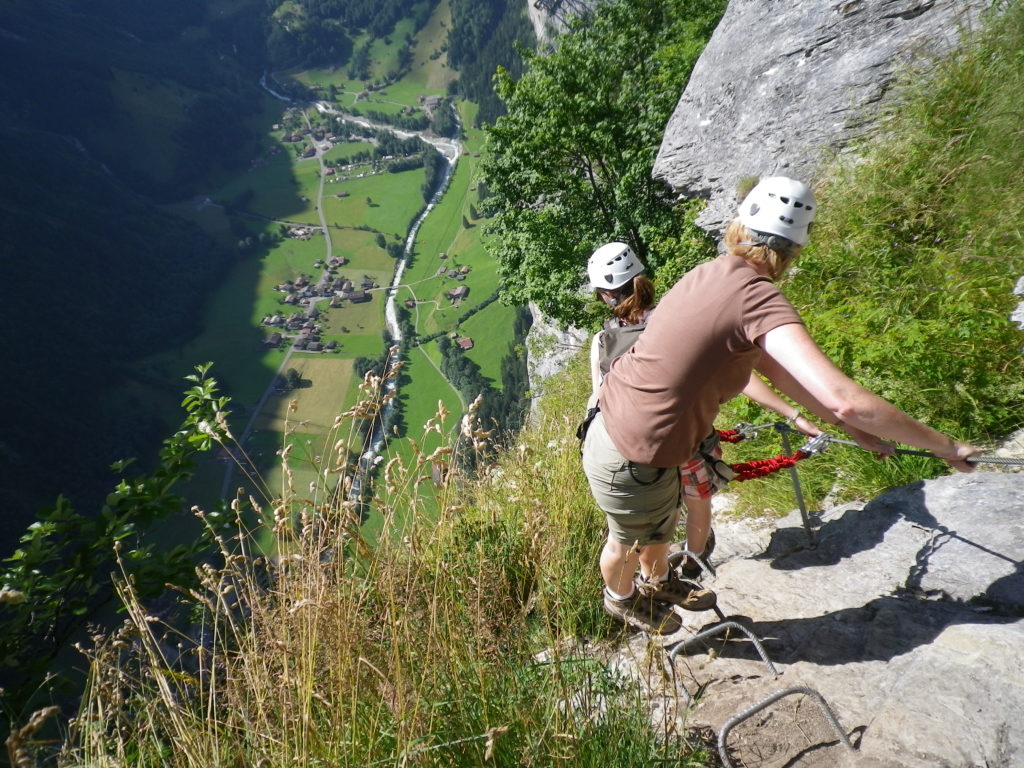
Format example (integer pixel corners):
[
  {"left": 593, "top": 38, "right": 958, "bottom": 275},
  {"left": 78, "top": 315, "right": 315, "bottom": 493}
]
[{"left": 603, "top": 536, "right": 635, "bottom": 557}]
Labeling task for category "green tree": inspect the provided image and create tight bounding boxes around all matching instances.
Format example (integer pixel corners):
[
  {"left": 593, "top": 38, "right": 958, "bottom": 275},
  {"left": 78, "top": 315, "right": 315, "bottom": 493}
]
[
  {"left": 0, "top": 365, "right": 230, "bottom": 723},
  {"left": 480, "top": 0, "right": 725, "bottom": 326}
]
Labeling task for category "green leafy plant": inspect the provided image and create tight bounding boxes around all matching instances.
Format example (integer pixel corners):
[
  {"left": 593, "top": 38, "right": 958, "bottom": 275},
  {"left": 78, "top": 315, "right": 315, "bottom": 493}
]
[{"left": 1, "top": 364, "right": 231, "bottom": 732}]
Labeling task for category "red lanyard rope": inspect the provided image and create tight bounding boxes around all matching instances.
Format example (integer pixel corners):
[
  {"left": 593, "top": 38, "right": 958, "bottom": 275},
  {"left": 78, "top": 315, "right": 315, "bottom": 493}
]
[
  {"left": 715, "top": 427, "right": 811, "bottom": 481},
  {"left": 729, "top": 451, "right": 810, "bottom": 482}
]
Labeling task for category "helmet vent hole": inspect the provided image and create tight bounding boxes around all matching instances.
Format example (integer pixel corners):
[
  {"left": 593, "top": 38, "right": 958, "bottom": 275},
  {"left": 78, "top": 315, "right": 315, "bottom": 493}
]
[{"left": 780, "top": 196, "right": 790, "bottom": 204}]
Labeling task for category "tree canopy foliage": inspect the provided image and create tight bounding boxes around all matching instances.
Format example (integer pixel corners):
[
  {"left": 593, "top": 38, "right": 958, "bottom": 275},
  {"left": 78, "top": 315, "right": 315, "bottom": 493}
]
[
  {"left": 447, "top": 0, "right": 535, "bottom": 126},
  {"left": 265, "top": 0, "right": 439, "bottom": 69},
  {"left": 480, "top": 0, "right": 726, "bottom": 326}
]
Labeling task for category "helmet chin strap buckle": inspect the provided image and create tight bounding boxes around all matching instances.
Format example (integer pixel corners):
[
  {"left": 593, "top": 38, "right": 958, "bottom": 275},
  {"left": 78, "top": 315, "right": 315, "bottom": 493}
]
[{"left": 739, "top": 232, "right": 797, "bottom": 252}]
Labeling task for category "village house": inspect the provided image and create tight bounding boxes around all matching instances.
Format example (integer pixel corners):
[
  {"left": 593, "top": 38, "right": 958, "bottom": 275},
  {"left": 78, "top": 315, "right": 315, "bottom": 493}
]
[
  {"left": 447, "top": 286, "right": 469, "bottom": 302},
  {"left": 457, "top": 337, "right": 474, "bottom": 350},
  {"left": 264, "top": 332, "right": 282, "bottom": 348}
]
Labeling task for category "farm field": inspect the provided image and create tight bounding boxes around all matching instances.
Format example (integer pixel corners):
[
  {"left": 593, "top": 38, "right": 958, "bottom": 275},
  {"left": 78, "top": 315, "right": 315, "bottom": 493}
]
[{"left": 255, "top": 355, "right": 355, "bottom": 435}]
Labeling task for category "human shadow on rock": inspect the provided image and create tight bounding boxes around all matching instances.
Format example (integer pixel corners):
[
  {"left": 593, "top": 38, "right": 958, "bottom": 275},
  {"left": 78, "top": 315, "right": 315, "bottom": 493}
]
[
  {"left": 707, "top": 563, "right": 1024, "bottom": 668},
  {"left": 759, "top": 480, "right": 1020, "bottom": 574}
]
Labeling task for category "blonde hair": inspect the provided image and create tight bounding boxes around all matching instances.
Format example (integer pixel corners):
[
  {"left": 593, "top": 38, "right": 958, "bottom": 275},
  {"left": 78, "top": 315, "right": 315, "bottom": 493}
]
[
  {"left": 723, "top": 219, "right": 802, "bottom": 282},
  {"left": 606, "top": 274, "right": 655, "bottom": 326}
]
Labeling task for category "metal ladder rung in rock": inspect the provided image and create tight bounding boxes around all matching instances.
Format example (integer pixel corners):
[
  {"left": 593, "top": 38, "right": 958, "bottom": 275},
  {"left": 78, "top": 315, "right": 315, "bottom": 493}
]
[
  {"left": 716, "top": 685, "right": 855, "bottom": 768},
  {"left": 668, "top": 624, "right": 854, "bottom": 766},
  {"left": 668, "top": 621, "right": 779, "bottom": 677}
]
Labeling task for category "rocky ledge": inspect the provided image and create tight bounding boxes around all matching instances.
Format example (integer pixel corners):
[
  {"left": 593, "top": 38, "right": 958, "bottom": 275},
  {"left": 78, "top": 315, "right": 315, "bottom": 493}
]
[{"left": 607, "top": 470, "right": 1023, "bottom": 767}]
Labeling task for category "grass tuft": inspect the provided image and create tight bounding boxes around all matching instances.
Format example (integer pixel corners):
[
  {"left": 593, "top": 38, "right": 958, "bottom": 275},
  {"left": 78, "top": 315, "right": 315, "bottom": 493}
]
[{"left": 63, "top": 357, "right": 712, "bottom": 768}]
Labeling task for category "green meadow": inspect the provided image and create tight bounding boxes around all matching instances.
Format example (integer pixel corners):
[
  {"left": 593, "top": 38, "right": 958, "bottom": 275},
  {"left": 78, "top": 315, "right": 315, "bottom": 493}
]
[
  {"left": 322, "top": 168, "right": 428, "bottom": 235},
  {"left": 214, "top": 150, "right": 320, "bottom": 223}
]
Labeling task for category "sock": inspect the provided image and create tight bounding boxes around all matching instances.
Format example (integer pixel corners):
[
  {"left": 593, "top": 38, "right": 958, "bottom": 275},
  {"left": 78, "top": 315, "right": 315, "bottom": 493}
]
[{"left": 606, "top": 585, "right": 635, "bottom": 601}]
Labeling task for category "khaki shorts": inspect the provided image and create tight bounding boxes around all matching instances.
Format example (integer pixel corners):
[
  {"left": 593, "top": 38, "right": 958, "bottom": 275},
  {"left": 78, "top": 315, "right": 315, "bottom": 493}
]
[{"left": 582, "top": 412, "right": 680, "bottom": 546}]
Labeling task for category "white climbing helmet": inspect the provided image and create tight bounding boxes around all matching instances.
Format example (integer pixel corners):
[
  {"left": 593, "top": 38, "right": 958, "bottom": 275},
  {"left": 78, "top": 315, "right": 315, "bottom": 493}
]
[
  {"left": 587, "top": 242, "right": 644, "bottom": 291},
  {"left": 738, "top": 176, "right": 817, "bottom": 246}
]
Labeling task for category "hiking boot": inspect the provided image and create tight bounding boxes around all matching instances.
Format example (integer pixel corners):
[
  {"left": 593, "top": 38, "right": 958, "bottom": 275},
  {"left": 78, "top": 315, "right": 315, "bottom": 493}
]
[
  {"left": 637, "top": 570, "right": 717, "bottom": 612},
  {"left": 603, "top": 589, "right": 682, "bottom": 634},
  {"left": 676, "top": 528, "right": 716, "bottom": 580}
]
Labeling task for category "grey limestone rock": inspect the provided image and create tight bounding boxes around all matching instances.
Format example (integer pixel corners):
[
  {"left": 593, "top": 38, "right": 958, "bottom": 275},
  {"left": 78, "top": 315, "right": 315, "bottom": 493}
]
[
  {"left": 609, "top": 471, "right": 1024, "bottom": 768},
  {"left": 652, "top": 0, "right": 996, "bottom": 236}
]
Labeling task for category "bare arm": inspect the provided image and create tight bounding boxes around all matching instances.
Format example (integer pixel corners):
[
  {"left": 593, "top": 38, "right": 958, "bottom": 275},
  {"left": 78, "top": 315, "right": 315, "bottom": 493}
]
[
  {"left": 757, "top": 323, "right": 979, "bottom": 472},
  {"left": 741, "top": 373, "right": 821, "bottom": 437}
]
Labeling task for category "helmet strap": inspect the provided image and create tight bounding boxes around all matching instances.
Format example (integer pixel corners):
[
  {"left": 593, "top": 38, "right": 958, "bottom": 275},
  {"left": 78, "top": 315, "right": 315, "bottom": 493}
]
[{"left": 739, "top": 231, "right": 797, "bottom": 252}]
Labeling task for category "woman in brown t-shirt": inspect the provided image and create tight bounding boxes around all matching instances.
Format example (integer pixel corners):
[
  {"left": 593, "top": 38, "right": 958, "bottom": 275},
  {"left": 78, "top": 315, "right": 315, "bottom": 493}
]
[{"left": 584, "top": 176, "right": 980, "bottom": 635}]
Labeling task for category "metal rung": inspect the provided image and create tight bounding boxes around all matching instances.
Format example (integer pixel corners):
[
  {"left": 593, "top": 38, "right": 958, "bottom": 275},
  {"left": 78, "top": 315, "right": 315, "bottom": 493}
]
[
  {"left": 718, "top": 685, "right": 854, "bottom": 768},
  {"left": 668, "top": 621, "right": 779, "bottom": 677},
  {"left": 666, "top": 547, "right": 716, "bottom": 579}
]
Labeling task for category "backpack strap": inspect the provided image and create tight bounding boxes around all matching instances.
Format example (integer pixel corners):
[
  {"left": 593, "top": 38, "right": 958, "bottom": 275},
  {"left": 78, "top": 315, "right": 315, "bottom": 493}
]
[{"left": 597, "top": 322, "right": 647, "bottom": 377}]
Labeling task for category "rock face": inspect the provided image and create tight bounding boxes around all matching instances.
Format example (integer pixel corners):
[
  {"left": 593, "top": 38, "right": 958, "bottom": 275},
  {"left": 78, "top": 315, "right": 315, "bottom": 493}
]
[
  {"left": 526, "top": 0, "right": 594, "bottom": 44},
  {"left": 652, "top": 0, "right": 995, "bottom": 236},
  {"left": 609, "top": 471, "right": 1024, "bottom": 768},
  {"left": 525, "top": 302, "right": 590, "bottom": 400}
]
